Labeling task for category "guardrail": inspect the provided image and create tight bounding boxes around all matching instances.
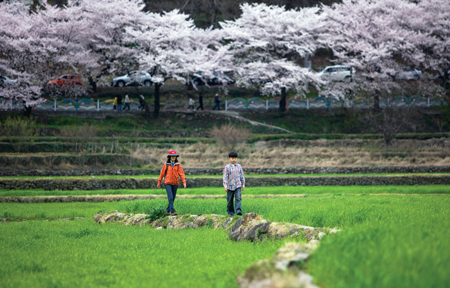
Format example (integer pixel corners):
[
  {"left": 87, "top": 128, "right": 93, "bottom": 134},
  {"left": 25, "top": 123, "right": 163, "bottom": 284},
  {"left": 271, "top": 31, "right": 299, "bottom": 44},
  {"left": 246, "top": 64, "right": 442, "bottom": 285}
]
[
  {"left": 225, "top": 96, "right": 448, "bottom": 110},
  {"left": 0, "top": 99, "right": 141, "bottom": 111},
  {"left": 0, "top": 96, "right": 447, "bottom": 112}
]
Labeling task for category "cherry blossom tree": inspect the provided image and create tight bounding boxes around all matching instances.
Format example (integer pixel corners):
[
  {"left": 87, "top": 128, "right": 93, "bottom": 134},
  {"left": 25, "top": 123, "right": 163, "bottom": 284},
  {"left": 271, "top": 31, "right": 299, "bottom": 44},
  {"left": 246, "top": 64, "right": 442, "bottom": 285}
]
[
  {"left": 0, "top": 1, "right": 94, "bottom": 115},
  {"left": 220, "top": 3, "right": 327, "bottom": 112},
  {"left": 320, "top": 0, "right": 448, "bottom": 109},
  {"left": 0, "top": 0, "right": 148, "bottom": 115},
  {"left": 127, "top": 9, "right": 229, "bottom": 117},
  {"left": 395, "top": 0, "right": 450, "bottom": 100},
  {"left": 74, "top": 0, "right": 148, "bottom": 90}
]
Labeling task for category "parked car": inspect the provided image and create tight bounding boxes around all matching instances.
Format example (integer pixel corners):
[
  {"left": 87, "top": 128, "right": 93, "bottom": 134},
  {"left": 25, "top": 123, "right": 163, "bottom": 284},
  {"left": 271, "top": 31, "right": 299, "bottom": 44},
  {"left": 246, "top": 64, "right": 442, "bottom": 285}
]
[
  {"left": 317, "top": 65, "right": 356, "bottom": 82},
  {"left": 0, "top": 76, "right": 17, "bottom": 86},
  {"left": 111, "top": 71, "right": 152, "bottom": 87},
  {"left": 249, "top": 69, "right": 282, "bottom": 85},
  {"left": 47, "top": 74, "right": 83, "bottom": 88},
  {"left": 391, "top": 67, "right": 422, "bottom": 80},
  {"left": 190, "top": 71, "right": 235, "bottom": 86},
  {"left": 432, "top": 69, "right": 450, "bottom": 81}
]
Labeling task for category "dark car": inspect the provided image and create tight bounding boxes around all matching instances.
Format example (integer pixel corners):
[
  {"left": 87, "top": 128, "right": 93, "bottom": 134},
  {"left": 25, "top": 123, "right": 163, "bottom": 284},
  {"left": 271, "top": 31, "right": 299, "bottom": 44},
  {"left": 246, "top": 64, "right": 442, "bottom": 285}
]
[
  {"left": 190, "top": 71, "right": 235, "bottom": 86},
  {"left": 432, "top": 70, "right": 450, "bottom": 81},
  {"left": 390, "top": 67, "right": 422, "bottom": 81}
]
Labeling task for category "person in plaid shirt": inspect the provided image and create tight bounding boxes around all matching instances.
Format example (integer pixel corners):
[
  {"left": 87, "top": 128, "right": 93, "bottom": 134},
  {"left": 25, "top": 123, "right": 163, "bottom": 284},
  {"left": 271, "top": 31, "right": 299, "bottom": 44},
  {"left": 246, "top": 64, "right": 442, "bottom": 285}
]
[{"left": 223, "top": 151, "right": 245, "bottom": 216}]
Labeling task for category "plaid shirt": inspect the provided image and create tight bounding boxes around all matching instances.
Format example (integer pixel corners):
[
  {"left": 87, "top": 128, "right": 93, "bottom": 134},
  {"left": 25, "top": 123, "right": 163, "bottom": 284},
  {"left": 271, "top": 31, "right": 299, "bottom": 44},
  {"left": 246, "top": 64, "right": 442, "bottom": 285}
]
[{"left": 223, "top": 163, "right": 245, "bottom": 190}]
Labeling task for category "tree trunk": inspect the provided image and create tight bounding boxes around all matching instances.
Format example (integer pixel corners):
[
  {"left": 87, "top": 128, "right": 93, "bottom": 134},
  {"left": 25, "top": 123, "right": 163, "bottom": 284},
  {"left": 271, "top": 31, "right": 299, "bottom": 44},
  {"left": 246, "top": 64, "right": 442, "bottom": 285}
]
[
  {"left": 88, "top": 74, "right": 97, "bottom": 93},
  {"left": 190, "top": 0, "right": 195, "bottom": 17},
  {"left": 279, "top": 87, "right": 287, "bottom": 112},
  {"left": 23, "top": 106, "right": 32, "bottom": 118},
  {"left": 373, "top": 92, "right": 380, "bottom": 112},
  {"left": 154, "top": 83, "right": 161, "bottom": 118},
  {"left": 210, "top": 0, "right": 218, "bottom": 29}
]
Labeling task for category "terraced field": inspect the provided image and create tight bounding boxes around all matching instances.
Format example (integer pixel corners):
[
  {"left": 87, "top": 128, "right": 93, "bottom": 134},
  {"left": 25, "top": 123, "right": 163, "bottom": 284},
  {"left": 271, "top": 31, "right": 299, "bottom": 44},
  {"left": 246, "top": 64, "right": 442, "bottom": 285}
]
[{"left": 1, "top": 183, "right": 450, "bottom": 288}]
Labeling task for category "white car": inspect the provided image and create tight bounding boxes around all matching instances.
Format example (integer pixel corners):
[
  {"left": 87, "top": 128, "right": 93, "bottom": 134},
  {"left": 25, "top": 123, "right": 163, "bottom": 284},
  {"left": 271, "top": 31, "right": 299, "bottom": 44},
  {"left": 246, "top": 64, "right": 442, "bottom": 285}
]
[
  {"left": 1, "top": 76, "right": 18, "bottom": 86},
  {"left": 111, "top": 71, "right": 152, "bottom": 87},
  {"left": 317, "top": 65, "right": 356, "bottom": 82}
]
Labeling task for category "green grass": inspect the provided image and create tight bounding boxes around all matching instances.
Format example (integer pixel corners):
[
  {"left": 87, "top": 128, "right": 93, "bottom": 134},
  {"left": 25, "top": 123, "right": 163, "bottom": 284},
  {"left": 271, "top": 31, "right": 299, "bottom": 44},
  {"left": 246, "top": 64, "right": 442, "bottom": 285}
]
[
  {"left": 1, "top": 185, "right": 450, "bottom": 197},
  {"left": 1, "top": 195, "right": 449, "bottom": 287},
  {"left": 308, "top": 203, "right": 450, "bottom": 288},
  {"left": 0, "top": 220, "right": 287, "bottom": 288},
  {"left": 0, "top": 195, "right": 448, "bottom": 227},
  {"left": 2, "top": 172, "right": 450, "bottom": 180}
]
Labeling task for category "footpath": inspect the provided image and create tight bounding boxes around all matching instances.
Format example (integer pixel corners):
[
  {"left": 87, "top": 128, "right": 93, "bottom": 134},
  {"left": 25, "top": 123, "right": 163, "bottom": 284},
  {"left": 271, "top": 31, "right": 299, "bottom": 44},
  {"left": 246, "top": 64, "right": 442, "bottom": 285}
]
[{"left": 1, "top": 174, "right": 450, "bottom": 191}]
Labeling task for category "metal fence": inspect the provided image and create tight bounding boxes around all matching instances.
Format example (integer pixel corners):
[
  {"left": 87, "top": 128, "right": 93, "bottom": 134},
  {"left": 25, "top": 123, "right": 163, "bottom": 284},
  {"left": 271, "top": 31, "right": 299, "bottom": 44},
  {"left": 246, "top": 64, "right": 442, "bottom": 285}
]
[
  {"left": 0, "top": 99, "right": 141, "bottom": 111},
  {"left": 225, "top": 96, "right": 448, "bottom": 110},
  {"left": 0, "top": 96, "right": 447, "bottom": 112}
]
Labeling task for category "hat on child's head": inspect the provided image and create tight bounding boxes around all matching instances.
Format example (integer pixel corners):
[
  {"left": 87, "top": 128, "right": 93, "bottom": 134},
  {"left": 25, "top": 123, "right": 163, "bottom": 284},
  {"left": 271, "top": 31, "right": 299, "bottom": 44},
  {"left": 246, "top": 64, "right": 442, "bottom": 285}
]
[{"left": 167, "top": 150, "right": 179, "bottom": 157}]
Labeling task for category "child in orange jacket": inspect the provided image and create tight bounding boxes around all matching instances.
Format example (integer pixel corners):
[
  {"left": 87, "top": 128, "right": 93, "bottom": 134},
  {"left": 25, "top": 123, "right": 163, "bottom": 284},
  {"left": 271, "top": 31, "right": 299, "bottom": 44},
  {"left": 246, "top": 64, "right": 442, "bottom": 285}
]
[{"left": 157, "top": 150, "right": 187, "bottom": 216}]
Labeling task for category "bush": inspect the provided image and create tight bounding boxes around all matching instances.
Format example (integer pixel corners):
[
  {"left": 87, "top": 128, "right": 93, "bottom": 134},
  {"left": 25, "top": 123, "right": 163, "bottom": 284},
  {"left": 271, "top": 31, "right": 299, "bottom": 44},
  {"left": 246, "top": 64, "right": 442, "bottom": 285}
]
[
  {"left": 146, "top": 206, "right": 167, "bottom": 221},
  {"left": 0, "top": 116, "right": 38, "bottom": 152},
  {"left": 60, "top": 123, "right": 98, "bottom": 153},
  {"left": 210, "top": 124, "right": 250, "bottom": 151}
]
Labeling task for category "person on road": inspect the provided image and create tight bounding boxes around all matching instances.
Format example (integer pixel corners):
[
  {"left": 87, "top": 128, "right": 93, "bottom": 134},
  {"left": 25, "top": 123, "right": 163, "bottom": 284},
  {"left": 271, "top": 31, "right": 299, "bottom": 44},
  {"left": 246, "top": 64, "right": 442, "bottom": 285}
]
[
  {"left": 157, "top": 150, "right": 187, "bottom": 216},
  {"left": 113, "top": 96, "right": 118, "bottom": 111},
  {"left": 123, "top": 94, "right": 131, "bottom": 111},
  {"left": 212, "top": 94, "right": 221, "bottom": 110},
  {"left": 117, "top": 94, "right": 123, "bottom": 111},
  {"left": 196, "top": 93, "right": 204, "bottom": 111},
  {"left": 223, "top": 151, "right": 245, "bottom": 217},
  {"left": 187, "top": 97, "right": 195, "bottom": 111},
  {"left": 138, "top": 95, "right": 144, "bottom": 111}
]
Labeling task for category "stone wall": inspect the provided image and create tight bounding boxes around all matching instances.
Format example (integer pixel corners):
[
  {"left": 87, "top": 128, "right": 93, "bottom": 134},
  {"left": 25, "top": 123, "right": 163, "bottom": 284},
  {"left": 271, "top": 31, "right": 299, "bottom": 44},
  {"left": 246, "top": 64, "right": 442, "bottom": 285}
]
[
  {"left": 1, "top": 165, "right": 450, "bottom": 177},
  {"left": 1, "top": 175, "right": 450, "bottom": 191}
]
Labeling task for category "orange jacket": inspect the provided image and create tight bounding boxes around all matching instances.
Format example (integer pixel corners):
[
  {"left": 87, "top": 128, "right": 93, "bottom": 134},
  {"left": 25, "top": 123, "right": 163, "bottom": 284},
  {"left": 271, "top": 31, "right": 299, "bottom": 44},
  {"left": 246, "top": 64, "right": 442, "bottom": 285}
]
[{"left": 158, "top": 162, "right": 186, "bottom": 186}]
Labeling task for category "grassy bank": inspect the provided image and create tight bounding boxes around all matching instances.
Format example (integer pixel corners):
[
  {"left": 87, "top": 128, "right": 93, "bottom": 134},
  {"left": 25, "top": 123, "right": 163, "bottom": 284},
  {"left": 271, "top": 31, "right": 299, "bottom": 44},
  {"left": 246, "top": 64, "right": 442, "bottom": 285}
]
[{"left": 1, "top": 185, "right": 450, "bottom": 198}]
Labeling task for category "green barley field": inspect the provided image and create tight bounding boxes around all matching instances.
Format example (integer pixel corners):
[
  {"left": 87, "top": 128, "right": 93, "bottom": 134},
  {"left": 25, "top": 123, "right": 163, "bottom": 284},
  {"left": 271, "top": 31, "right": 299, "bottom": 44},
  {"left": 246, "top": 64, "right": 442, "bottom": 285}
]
[
  {"left": 1, "top": 185, "right": 450, "bottom": 197},
  {"left": 1, "top": 193, "right": 450, "bottom": 288}
]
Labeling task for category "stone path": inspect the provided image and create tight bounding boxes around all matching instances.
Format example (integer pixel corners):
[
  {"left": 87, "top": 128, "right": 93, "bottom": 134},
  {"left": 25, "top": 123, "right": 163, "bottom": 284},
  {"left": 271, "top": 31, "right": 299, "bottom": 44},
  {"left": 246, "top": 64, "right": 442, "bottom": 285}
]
[{"left": 93, "top": 211, "right": 332, "bottom": 288}]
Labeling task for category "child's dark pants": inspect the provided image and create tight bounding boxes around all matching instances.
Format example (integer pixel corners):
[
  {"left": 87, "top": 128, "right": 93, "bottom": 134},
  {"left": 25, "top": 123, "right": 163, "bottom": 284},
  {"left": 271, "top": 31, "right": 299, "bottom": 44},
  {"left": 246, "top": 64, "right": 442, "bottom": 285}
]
[
  {"left": 226, "top": 188, "right": 242, "bottom": 216},
  {"left": 165, "top": 184, "right": 178, "bottom": 212}
]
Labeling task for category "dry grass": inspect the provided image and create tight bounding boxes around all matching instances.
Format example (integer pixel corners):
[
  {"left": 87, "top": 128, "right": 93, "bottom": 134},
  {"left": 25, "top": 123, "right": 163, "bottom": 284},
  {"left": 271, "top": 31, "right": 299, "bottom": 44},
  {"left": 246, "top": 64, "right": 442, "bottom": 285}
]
[
  {"left": 126, "top": 139, "right": 450, "bottom": 168},
  {"left": 210, "top": 124, "right": 251, "bottom": 151}
]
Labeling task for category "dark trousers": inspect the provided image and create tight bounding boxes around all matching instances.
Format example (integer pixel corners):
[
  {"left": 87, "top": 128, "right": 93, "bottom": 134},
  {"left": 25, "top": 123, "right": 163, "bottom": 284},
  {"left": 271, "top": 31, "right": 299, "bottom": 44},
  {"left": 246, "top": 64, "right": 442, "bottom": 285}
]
[
  {"left": 165, "top": 184, "right": 178, "bottom": 212},
  {"left": 212, "top": 103, "right": 220, "bottom": 110},
  {"left": 188, "top": 105, "right": 194, "bottom": 110},
  {"left": 226, "top": 188, "right": 242, "bottom": 216},
  {"left": 196, "top": 102, "right": 203, "bottom": 110},
  {"left": 123, "top": 103, "right": 130, "bottom": 110}
]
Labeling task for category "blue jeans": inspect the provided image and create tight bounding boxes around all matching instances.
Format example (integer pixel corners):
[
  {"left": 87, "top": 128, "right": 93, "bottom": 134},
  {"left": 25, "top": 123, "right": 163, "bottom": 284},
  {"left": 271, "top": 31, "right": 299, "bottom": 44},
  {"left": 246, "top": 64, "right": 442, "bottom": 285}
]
[
  {"left": 117, "top": 103, "right": 122, "bottom": 111},
  {"left": 226, "top": 187, "right": 242, "bottom": 216},
  {"left": 212, "top": 103, "right": 220, "bottom": 110},
  {"left": 165, "top": 184, "right": 178, "bottom": 212}
]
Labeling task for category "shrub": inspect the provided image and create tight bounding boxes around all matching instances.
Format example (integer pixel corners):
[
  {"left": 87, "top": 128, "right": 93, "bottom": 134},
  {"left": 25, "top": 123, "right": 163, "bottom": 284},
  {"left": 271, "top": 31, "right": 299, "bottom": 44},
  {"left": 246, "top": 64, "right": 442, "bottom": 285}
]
[
  {"left": 60, "top": 123, "right": 98, "bottom": 154},
  {"left": 0, "top": 116, "right": 38, "bottom": 152},
  {"left": 146, "top": 206, "right": 166, "bottom": 221},
  {"left": 210, "top": 124, "right": 250, "bottom": 151}
]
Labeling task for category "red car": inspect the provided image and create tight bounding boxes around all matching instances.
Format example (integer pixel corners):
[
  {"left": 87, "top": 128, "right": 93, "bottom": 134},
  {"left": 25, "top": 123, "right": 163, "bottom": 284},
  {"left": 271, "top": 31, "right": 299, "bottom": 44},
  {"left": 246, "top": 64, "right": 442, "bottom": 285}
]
[{"left": 47, "top": 74, "right": 83, "bottom": 88}]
